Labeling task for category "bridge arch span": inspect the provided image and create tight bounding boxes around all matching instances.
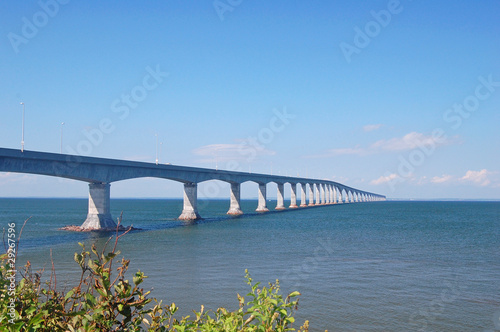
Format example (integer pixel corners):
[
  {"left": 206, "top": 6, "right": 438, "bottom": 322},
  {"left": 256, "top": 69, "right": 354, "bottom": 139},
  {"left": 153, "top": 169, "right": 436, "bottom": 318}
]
[{"left": 0, "top": 148, "right": 386, "bottom": 229}]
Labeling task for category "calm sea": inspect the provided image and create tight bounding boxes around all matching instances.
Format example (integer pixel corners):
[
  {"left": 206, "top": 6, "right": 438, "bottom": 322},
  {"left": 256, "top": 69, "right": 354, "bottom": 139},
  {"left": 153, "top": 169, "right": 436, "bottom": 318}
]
[{"left": 2, "top": 199, "right": 499, "bottom": 331}]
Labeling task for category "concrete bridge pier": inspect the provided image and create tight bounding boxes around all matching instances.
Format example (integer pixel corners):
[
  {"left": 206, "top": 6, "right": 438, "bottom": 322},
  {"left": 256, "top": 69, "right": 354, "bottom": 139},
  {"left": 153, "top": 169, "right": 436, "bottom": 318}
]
[
  {"left": 319, "top": 184, "right": 326, "bottom": 205},
  {"left": 227, "top": 182, "right": 243, "bottom": 216},
  {"left": 308, "top": 184, "right": 315, "bottom": 206},
  {"left": 178, "top": 182, "right": 201, "bottom": 220},
  {"left": 289, "top": 183, "right": 298, "bottom": 208},
  {"left": 325, "top": 184, "right": 330, "bottom": 204},
  {"left": 300, "top": 183, "right": 307, "bottom": 207},
  {"left": 81, "top": 183, "right": 116, "bottom": 229},
  {"left": 276, "top": 183, "right": 285, "bottom": 210},
  {"left": 317, "top": 184, "right": 322, "bottom": 205},
  {"left": 315, "top": 184, "right": 321, "bottom": 205},
  {"left": 256, "top": 183, "right": 269, "bottom": 212}
]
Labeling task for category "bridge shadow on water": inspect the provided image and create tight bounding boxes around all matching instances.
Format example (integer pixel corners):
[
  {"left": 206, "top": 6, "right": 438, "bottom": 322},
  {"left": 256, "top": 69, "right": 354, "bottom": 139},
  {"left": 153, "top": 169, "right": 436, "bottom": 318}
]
[
  {"left": 19, "top": 201, "right": 348, "bottom": 251},
  {"left": 128, "top": 201, "right": 341, "bottom": 232}
]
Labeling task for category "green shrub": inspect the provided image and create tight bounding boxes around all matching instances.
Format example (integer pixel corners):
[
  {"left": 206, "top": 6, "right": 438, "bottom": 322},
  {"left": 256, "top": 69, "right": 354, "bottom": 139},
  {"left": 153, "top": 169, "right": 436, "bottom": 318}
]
[{"left": 1, "top": 220, "right": 314, "bottom": 331}]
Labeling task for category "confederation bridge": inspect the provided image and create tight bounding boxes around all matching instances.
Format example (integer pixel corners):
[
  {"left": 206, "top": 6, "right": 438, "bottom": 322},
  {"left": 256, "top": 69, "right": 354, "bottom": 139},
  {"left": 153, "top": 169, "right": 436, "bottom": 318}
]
[{"left": 0, "top": 147, "right": 385, "bottom": 230}]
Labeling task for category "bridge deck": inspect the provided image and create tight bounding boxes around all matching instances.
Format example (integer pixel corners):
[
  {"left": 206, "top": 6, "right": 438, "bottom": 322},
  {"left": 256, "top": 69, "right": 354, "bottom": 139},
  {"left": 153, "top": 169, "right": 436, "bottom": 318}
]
[{"left": 0, "top": 147, "right": 385, "bottom": 229}]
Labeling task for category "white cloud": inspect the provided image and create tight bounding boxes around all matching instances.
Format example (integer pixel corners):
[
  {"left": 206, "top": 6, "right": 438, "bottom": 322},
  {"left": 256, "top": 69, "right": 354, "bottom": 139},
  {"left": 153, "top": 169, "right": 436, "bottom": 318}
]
[
  {"left": 370, "top": 173, "right": 399, "bottom": 185},
  {"left": 0, "top": 173, "right": 39, "bottom": 185},
  {"left": 431, "top": 174, "right": 454, "bottom": 184},
  {"left": 412, "top": 176, "right": 429, "bottom": 185},
  {"left": 193, "top": 144, "right": 238, "bottom": 157},
  {"left": 308, "top": 131, "right": 455, "bottom": 158},
  {"left": 460, "top": 169, "right": 492, "bottom": 187},
  {"left": 369, "top": 170, "right": 499, "bottom": 190},
  {"left": 192, "top": 143, "right": 275, "bottom": 163},
  {"left": 331, "top": 175, "right": 349, "bottom": 183},
  {"left": 412, "top": 170, "right": 500, "bottom": 187},
  {"left": 370, "top": 132, "right": 451, "bottom": 152},
  {"left": 323, "top": 147, "right": 367, "bottom": 157},
  {"left": 363, "top": 124, "right": 382, "bottom": 132}
]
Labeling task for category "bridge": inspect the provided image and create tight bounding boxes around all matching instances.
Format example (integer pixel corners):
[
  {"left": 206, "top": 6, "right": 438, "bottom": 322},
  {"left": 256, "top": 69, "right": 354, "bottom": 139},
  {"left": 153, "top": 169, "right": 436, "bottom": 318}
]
[{"left": 0, "top": 147, "right": 386, "bottom": 230}]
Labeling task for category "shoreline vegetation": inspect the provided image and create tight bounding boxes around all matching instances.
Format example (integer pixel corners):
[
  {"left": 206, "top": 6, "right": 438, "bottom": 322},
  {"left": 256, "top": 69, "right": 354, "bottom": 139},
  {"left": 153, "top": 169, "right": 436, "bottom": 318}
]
[{"left": 1, "top": 218, "right": 321, "bottom": 331}]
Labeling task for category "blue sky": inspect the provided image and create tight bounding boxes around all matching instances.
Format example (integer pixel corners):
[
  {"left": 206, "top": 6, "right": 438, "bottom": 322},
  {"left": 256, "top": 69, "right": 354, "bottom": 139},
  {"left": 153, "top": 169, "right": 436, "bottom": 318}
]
[{"left": 1, "top": 0, "right": 499, "bottom": 199}]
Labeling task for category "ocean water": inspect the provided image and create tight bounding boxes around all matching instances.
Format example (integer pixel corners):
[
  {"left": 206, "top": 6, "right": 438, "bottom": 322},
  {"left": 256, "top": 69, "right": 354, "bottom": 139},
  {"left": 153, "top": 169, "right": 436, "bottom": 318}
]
[{"left": 1, "top": 199, "right": 499, "bottom": 331}]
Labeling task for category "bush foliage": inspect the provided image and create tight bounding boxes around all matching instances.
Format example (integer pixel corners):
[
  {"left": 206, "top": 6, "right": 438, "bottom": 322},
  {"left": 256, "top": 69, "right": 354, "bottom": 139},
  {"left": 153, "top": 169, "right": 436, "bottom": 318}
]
[{"left": 1, "top": 221, "right": 313, "bottom": 331}]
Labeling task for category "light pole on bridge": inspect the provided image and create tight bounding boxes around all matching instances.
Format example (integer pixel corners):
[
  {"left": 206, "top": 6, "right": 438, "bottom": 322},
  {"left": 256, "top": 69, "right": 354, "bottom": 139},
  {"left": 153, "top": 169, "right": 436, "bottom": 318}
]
[
  {"left": 155, "top": 133, "right": 159, "bottom": 165},
  {"left": 60, "top": 122, "right": 65, "bottom": 153},
  {"left": 20, "top": 102, "right": 25, "bottom": 152},
  {"left": 159, "top": 141, "right": 163, "bottom": 164}
]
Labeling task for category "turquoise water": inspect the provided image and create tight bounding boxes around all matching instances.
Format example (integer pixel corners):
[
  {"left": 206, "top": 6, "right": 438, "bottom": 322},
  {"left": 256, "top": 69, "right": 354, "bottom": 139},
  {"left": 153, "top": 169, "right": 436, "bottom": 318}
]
[{"left": 2, "top": 199, "right": 499, "bottom": 331}]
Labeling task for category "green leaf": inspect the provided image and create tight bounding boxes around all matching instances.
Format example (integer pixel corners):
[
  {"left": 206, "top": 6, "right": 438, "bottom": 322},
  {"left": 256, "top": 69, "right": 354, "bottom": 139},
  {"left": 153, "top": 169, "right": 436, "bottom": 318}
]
[
  {"left": 133, "top": 271, "right": 145, "bottom": 286},
  {"left": 85, "top": 293, "right": 96, "bottom": 306},
  {"left": 74, "top": 253, "right": 82, "bottom": 265},
  {"left": 91, "top": 244, "right": 99, "bottom": 257},
  {"left": 28, "top": 312, "right": 44, "bottom": 326},
  {"left": 9, "top": 321, "right": 25, "bottom": 331},
  {"left": 95, "top": 287, "right": 107, "bottom": 298},
  {"left": 25, "top": 307, "right": 37, "bottom": 315},
  {"left": 65, "top": 289, "right": 75, "bottom": 301}
]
